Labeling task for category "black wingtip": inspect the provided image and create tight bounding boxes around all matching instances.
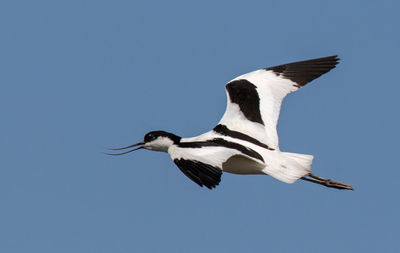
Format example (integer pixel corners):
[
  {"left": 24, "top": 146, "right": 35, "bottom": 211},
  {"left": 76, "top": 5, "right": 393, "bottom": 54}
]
[
  {"left": 265, "top": 55, "right": 340, "bottom": 87},
  {"left": 174, "top": 159, "right": 222, "bottom": 190}
]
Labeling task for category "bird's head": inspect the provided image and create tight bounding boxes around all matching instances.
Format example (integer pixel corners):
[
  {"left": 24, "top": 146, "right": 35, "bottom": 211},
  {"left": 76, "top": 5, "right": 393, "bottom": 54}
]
[{"left": 107, "top": 131, "right": 181, "bottom": 155}]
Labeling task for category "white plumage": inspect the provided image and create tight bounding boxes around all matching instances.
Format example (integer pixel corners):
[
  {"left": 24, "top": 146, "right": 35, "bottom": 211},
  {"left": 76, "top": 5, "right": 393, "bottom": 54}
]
[{"left": 221, "top": 69, "right": 296, "bottom": 149}]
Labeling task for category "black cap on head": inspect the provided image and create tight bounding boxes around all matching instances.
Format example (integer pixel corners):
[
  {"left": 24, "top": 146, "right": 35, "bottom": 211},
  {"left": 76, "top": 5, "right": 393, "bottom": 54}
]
[{"left": 144, "top": 131, "right": 181, "bottom": 144}]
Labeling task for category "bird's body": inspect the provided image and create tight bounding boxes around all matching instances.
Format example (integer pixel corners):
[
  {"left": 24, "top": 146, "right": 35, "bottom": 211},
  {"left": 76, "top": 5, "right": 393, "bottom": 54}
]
[{"left": 109, "top": 55, "right": 353, "bottom": 190}]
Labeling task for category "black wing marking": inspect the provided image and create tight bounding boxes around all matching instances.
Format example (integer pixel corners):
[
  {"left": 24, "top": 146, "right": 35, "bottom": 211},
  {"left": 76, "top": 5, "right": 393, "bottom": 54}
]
[
  {"left": 173, "top": 159, "right": 222, "bottom": 189},
  {"left": 177, "top": 138, "right": 264, "bottom": 162},
  {"left": 213, "top": 124, "right": 274, "bottom": 151},
  {"left": 265, "top": 55, "right": 339, "bottom": 87},
  {"left": 225, "top": 79, "right": 264, "bottom": 125}
]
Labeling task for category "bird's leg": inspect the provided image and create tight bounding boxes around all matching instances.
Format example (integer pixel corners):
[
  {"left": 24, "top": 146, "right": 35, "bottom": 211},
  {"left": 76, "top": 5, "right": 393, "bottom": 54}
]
[{"left": 301, "top": 173, "right": 353, "bottom": 190}]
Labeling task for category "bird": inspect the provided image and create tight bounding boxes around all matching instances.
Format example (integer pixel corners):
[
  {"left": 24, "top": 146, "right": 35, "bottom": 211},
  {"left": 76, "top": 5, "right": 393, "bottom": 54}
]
[{"left": 107, "top": 55, "right": 353, "bottom": 190}]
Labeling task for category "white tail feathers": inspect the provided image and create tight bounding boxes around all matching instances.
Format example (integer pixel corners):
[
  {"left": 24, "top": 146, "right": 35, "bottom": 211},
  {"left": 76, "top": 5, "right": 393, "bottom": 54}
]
[{"left": 263, "top": 152, "right": 313, "bottom": 184}]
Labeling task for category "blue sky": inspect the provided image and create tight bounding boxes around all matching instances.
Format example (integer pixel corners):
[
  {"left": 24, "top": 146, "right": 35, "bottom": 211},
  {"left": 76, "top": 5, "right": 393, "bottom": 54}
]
[{"left": 1, "top": 0, "right": 399, "bottom": 252}]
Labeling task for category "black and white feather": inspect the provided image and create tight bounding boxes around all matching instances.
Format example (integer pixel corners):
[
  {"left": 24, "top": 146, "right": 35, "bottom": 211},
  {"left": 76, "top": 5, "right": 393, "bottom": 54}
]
[{"left": 109, "top": 55, "right": 353, "bottom": 190}]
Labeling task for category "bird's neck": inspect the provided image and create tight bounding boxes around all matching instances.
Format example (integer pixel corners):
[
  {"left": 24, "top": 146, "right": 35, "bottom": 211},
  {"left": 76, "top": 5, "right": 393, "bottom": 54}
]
[{"left": 165, "top": 132, "right": 182, "bottom": 144}]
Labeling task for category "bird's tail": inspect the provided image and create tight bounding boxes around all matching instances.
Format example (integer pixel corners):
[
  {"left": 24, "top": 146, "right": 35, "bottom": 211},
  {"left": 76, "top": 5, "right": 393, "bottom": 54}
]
[
  {"left": 262, "top": 152, "right": 353, "bottom": 190},
  {"left": 263, "top": 152, "right": 313, "bottom": 184}
]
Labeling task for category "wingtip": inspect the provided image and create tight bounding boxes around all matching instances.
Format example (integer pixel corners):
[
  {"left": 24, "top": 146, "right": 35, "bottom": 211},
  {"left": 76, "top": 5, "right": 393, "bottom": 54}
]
[
  {"left": 265, "top": 55, "right": 341, "bottom": 87},
  {"left": 328, "top": 54, "right": 340, "bottom": 65}
]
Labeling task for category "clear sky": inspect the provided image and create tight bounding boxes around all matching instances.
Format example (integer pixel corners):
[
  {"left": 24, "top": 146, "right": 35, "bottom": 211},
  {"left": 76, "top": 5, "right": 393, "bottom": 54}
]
[{"left": 1, "top": 0, "right": 399, "bottom": 252}]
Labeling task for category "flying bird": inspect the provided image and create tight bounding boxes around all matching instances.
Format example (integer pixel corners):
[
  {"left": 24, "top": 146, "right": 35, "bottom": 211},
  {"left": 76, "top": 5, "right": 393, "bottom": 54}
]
[{"left": 108, "top": 55, "right": 353, "bottom": 190}]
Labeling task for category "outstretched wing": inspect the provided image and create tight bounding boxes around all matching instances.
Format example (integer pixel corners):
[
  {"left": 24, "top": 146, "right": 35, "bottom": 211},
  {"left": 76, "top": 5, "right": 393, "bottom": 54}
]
[
  {"left": 168, "top": 139, "right": 265, "bottom": 189},
  {"left": 218, "top": 55, "right": 339, "bottom": 150}
]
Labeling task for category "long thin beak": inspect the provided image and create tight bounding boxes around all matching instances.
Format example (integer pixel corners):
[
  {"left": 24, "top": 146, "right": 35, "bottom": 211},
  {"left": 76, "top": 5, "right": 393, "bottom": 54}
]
[{"left": 105, "top": 142, "right": 145, "bottom": 156}]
